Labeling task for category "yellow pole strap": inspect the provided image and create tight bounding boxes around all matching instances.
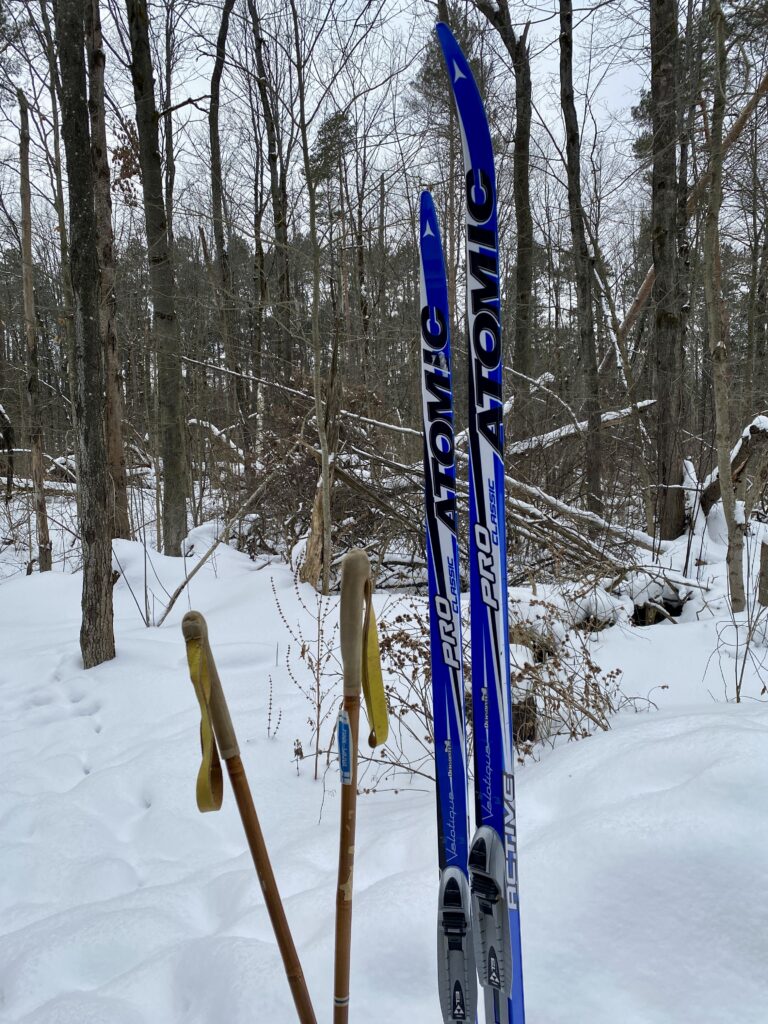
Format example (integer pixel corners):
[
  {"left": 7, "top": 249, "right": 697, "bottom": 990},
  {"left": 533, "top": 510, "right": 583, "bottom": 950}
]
[
  {"left": 361, "top": 577, "right": 388, "bottom": 749},
  {"left": 183, "top": 634, "right": 224, "bottom": 813}
]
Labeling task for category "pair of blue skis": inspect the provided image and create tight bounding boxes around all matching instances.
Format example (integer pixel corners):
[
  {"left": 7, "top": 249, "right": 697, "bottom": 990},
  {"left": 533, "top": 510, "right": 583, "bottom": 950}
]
[{"left": 420, "top": 24, "right": 524, "bottom": 1024}]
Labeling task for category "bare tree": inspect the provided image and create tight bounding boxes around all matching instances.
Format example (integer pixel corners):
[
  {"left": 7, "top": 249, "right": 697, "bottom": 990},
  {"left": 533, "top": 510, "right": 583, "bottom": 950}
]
[
  {"left": 18, "top": 88, "right": 52, "bottom": 571},
  {"left": 651, "top": 0, "right": 686, "bottom": 538},
  {"left": 125, "top": 0, "right": 187, "bottom": 554},
  {"left": 208, "top": 0, "right": 254, "bottom": 487},
  {"left": 247, "top": 0, "right": 293, "bottom": 376},
  {"left": 86, "top": 0, "right": 130, "bottom": 540},
  {"left": 704, "top": 0, "right": 745, "bottom": 611},
  {"left": 559, "top": 0, "right": 602, "bottom": 514},
  {"left": 54, "top": 0, "right": 115, "bottom": 666}
]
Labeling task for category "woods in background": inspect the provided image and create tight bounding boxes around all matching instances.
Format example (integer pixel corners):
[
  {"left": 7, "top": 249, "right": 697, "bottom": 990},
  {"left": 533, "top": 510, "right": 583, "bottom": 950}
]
[{"left": 0, "top": 0, "right": 767, "bottom": 666}]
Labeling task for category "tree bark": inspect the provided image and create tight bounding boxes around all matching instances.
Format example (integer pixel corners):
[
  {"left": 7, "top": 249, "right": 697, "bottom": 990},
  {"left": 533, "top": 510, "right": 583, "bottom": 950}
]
[
  {"left": 54, "top": 0, "right": 115, "bottom": 666},
  {"left": 38, "top": 0, "right": 76, "bottom": 415},
  {"left": 247, "top": 0, "right": 292, "bottom": 376},
  {"left": 18, "top": 90, "right": 52, "bottom": 573},
  {"left": 209, "top": 0, "right": 253, "bottom": 487},
  {"left": 559, "top": 0, "right": 602, "bottom": 514},
  {"left": 704, "top": 0, "right": 744, "bottom": 612},
  {"left": 650, "top": 0, "right": 685, "bottom": 538},
  {"left": 0, "top": 402, "right": 12, "bottom": 503},
  {"left": 126, "top": 0, "right": 187, "bottom": 555},
  {"left": 291, "top": 0, "right": 335, "bottom": 593},
  {"left": 86, "top": 0, "right": 131, "bottom": 541},
  {"left": 163, "top": 0, "right": 176, "bottom": 248}
]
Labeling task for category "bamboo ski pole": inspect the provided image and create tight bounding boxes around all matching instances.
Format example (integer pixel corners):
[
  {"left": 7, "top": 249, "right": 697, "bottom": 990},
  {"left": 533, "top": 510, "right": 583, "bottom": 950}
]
[
  {"left": 333, "top": 549, "right": 370, "bottom": 1023},
  {"left": 181, "top": 611, "right": 317, "bottom": 1024}
]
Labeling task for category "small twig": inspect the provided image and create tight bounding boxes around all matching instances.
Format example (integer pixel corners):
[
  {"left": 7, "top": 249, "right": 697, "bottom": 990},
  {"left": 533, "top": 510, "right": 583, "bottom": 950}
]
[{"left": 156, "top": 94, "right": 211, "bottom": 118}]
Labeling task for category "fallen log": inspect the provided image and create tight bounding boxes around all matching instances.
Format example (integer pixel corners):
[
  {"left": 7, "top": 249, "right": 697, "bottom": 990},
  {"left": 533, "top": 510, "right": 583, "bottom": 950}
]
[{"left": 699, "top": 416, "right": 768, "bottom": 516}]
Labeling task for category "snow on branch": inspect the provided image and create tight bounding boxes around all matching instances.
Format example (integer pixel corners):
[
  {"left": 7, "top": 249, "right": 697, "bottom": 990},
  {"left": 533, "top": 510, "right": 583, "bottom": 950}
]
[
  {"left": 508, "top": 401, "right": 656, "bottom": 456},
  {"left": 188, "top": 419, "right": 245, "bottom": 461},
  {"left": 699, "top": 416, "right": 768, "bottom": 517}
]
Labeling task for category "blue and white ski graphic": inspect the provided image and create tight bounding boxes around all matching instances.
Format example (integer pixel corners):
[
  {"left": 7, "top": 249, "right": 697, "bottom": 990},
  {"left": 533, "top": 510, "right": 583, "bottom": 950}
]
[
  {"left": 435, "top": 22, "right": 525, "bottom": 1024},
  {"left": 420, "top": 190, "right": 476, "bottom": 1024}
]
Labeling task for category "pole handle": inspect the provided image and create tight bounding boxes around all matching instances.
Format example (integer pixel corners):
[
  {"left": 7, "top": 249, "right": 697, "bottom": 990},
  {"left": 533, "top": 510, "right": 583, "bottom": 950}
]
[
  {"left": 182, "top": 611, "right": 240, "bottom": 759},
  {"left": 339, "top": 549, "right": 370, "bottom": 698}
]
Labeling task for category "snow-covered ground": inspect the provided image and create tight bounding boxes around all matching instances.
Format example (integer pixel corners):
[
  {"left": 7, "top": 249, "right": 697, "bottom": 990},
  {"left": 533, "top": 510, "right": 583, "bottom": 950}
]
[{"left": 1, "top": 520, "right": 767, "bottom": 1022}]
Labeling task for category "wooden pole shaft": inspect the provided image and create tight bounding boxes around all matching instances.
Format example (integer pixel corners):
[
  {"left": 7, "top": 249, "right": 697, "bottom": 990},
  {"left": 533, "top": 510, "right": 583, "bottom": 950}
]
[
  {"left": 333, "top": 696, "right": 360, "bottom": 1024},
  {"left": 333, "top": 549, "right": 370, "bottom": 1023},
  {"left": 182, "top": 612, "right": 316, "bottom": 1023},
  {"left": 225, "top": 755, "right": 317, "bottom": 1024}
]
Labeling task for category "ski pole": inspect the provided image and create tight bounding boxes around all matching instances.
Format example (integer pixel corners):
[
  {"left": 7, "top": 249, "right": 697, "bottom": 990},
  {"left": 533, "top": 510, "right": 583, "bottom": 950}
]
[
  {"left": 181, "top": 610, "right": 317, "bottom": 1024},
  {"left": 333, "top": 548, "right": 384, "bottom": 1023}
]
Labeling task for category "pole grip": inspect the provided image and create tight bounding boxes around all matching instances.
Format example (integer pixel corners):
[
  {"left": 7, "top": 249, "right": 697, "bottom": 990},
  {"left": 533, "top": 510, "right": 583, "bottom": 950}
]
[
  {"left": 339, "top": 549, "right": 370, "bottom": 698},
  {"left": 182, "top": 611, "right": 239, "bottom": 759}
]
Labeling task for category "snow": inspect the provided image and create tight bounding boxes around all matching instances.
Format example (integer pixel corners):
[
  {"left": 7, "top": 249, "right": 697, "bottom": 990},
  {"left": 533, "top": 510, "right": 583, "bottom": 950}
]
[{"left": 1, "top": 522, "right": 768, "bottom": 1022}]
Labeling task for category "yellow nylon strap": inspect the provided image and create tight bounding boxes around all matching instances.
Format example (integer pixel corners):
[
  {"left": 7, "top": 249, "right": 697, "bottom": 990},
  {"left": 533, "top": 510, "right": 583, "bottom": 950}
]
[
  {"left": 362, "top": 578, "right": 388, "bottom": 749},
  {"left": 184, "top": 636, "right": 224, "bottom": 812}
]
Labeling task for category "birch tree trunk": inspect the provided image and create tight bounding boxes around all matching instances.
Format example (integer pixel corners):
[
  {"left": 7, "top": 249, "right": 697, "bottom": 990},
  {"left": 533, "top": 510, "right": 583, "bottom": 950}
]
[{"left": 18, "top": 90, "right": 52, "bottom": 573}]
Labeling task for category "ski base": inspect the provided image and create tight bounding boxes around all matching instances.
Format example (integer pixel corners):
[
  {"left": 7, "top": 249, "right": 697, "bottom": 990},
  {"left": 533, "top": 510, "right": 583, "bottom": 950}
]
[
  {"left": 469, "top": 826, "right": 513, "bottom": 1001},
  {"left": 437, "top": 866, "right": 477, "bottom": 1023}
]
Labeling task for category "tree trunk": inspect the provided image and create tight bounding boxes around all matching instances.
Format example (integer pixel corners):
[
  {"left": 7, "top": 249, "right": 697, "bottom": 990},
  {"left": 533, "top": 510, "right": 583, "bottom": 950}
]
[
  {"left": 291, "top": 0, "right": 335, "bottom": 593},
  {"left": 210, "top": 0, "right": 253, "bottom": 488},
  {"left": 650, "top": 0, "right": 685, "bottom": 538},
  {"left": 755, "top": 234, "right": 768, "bottom": 412},
  {"left": 559, "top": 0, "right": 602, "bottom": 515},
  {"left": 86, "top": 0, "right": 131, "bottom": 541},
  {"left": 0, "top": 401, "right": 12, "bottom": 503},
  {"left": 511, "top": 27, "right": 534, "bottom": 431},
  {"left": 54, "top": 0, "right": 115, "bottom": 666},
  {"left": 163, "top": 0, "right": 176, "bottom": 249},
  {"left": 126, "top": 0, "right": 187, "bottom": 555},
  {"left": 38, "top": 0, "right": 76, "bottom": 416},
  {"left": 18, "top": 90, "right": 52, "bottom": 573},
  {"left": 247, "top": 0, "right": 292, "bottom": 376},
  {"left": 704, "top": 1, "right": 744, "bottom": 613}
]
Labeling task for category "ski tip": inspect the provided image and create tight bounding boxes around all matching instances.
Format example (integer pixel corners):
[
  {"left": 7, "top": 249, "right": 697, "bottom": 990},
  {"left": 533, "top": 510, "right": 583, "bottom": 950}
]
[
  {"left": 420, "top": 189, "right": 435, "bottom": 227},
  {"left": 419, "top": 191, "right": 441, "bottom": 247},
  {"left": 434, "top": 22, "right": 477, "bottom": 96},
  {"left": 434, "top": 21, "right": 459, "bottom": 60}
]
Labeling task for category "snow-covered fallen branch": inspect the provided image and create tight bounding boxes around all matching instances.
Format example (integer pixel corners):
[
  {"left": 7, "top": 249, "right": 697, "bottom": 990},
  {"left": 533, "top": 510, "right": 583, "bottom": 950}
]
[
  {"left": 188, "top": 418, "right": 246, "bottom": 461},
  {"left": 507, "top": 400, "right": 656, "bottom": 456},
  {"left": 699, "top": 416, "right": 768, "bottom": 516}
]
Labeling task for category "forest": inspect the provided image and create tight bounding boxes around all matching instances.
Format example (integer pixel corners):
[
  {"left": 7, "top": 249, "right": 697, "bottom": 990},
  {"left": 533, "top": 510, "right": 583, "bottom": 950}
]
[
  {"left": 1, "top": 2, "right": 768, "bottom": 1022},
  {"left": 0, "top": 0, "right": 765, "bottom": 666}
]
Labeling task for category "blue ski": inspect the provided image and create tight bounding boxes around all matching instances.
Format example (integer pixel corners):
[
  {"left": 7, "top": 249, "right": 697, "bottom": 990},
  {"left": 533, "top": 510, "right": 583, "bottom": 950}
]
[
  {"left": 419, "top": 190, "right": 476, "bottom": 1024},
  {"left": 435, "top": 22, "right": 525, "bottom": 1024}
]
